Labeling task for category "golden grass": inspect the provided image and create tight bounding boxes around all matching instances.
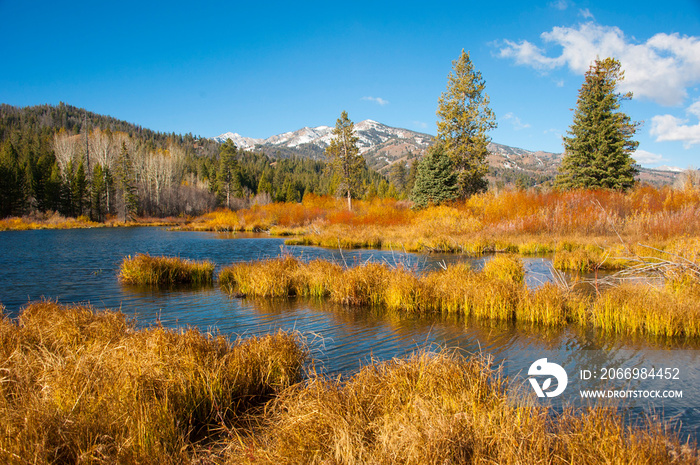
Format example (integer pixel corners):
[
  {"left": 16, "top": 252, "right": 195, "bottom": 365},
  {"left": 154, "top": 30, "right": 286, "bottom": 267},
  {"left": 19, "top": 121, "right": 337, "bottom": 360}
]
[
  {"left": 219, "top": 255, "right": 700, "bottom": 338},
  {"left": 590, "top": 280, "right": 700, "bottom": 339},
  {"left": 2, "top": 303, "right": 697, "bottom": 463},
  {"left": 0, "top": 212, "right": 184, "bottom": 231},
  {"left": 0, "top": 301, "right": 306, "bottom": 464},
  {"left": 0, "top": 213, "right": 101, "bottom": 231},
  {"left": 181, "top": 187, "right": 700, "bottom": 271},
  {"left": 224, "top": 350, "right": 698, "bottom": 464},
  {"left": 119, "top": 253, "right": 215, "bottom": 286}
]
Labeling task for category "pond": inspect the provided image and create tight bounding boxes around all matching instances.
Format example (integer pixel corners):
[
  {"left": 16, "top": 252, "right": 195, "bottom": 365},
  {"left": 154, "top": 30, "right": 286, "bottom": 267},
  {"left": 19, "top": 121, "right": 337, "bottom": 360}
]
[{"left": 1, "top": 227, "right": 698, "bottom": 441}]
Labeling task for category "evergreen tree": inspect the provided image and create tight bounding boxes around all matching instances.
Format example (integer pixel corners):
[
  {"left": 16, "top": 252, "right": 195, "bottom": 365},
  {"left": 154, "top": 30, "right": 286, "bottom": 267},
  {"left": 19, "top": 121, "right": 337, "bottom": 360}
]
[
  {"left": 557, "top": 57, "right": 639, "bottom": 190},
  {"left": 91, "top": 164, "right": 106, "bottom": 221},
  {"left": 45, "top": 163, "right": 63, "bottom": 212},
  {"left": 410, "top": 145, "right": 458, "bottom": 209},
  {"left": 71, "top": 161, "right": 88, "bottom": 217},
  {"left": 436, "top": 50, "right": 496, "bottom": 198},
  {"left": 216, "top": 140, "right": 242, "bottom": 208},
  {"left": 0, "top": 142, "right": 26, "bottom": 216},
  {"left": 325, "top": 111, "right": 364, "bottom": 211},
  {"left": 256, "top": 168, "right": 273, "bottom": 195},
  {"left": 115, "top": 142, "right": 138, "bottom": 222}
]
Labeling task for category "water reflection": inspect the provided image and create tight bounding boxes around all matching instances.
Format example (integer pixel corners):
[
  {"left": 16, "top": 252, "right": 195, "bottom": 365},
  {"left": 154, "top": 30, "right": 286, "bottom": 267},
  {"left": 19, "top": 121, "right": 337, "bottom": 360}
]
[{"left": 0, "top": 227, "right": 698, "bottom": 440}]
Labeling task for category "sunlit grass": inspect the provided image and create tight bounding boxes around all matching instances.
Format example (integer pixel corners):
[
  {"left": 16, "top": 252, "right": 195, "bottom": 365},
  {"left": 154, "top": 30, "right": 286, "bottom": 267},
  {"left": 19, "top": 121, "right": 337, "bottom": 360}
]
[
  {"left": 183, "top": 187, "right": 700, "bottom": 269},
  {"left": 0, "top": 301, "right": 306, "bottom": 464},
  {"left": 119, "top": 253, "right": 215, "bottom": 286},
  {"left": 2, "top": 302, "right": 696, "bottom": 463},
  {"left": 224, "top": 349, "right": 698, "bottom": 464},
  {"left": 219, "top": 256, "right": 700, "bottom": 338}
]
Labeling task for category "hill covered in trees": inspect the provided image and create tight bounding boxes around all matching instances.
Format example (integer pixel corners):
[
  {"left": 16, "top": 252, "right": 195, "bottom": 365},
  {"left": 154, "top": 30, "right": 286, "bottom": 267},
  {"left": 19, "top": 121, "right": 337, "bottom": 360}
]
[{"left": 0, "top": 104, "right": 392, "bottom": 220}]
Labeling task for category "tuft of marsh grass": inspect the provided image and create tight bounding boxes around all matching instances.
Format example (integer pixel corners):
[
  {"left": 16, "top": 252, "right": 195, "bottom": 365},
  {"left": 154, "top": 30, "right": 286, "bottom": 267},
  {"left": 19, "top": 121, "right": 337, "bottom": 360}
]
[
  {"left": 591, "top": 283, "right": 700, "bottom": 339},
  {"left": 0, "top": 301, "right": 306, "bottom": 464},
  {"left": 219, "top": 256, "right": 700, "bottom": 340},
  {"left": 119, "top": 253, "right": 215, "bottom": 286},
  {"left": 224, "top": 349, "right": 698, "bottom": 464},
  {"left": 219, "top": 256, "right": 301, "bottom": 297}
]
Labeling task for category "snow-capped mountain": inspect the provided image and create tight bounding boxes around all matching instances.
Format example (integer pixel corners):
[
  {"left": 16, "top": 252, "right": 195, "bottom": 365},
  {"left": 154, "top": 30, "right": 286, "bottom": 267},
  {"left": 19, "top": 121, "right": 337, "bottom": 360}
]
[
  {"left": 214, "top": 120, "right": 432, "bottom": 156},
  {"left": 213, "top": 121, "right": 678, "bottom": 186},
  {"left": 212, "top": 132, "right": 263, "bottom": 151}
]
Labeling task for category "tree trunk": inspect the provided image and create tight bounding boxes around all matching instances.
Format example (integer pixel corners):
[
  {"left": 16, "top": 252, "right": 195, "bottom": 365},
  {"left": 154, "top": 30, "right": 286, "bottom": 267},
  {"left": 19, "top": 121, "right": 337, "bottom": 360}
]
[{"left": 347, "top": 189, "right": 352, "bottom": 211}]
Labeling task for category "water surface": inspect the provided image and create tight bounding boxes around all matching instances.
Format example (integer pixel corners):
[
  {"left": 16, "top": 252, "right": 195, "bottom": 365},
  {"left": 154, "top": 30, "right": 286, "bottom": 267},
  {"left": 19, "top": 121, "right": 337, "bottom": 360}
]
[{"left": 1, "top": 227, "right": 697, "bottom": 441}]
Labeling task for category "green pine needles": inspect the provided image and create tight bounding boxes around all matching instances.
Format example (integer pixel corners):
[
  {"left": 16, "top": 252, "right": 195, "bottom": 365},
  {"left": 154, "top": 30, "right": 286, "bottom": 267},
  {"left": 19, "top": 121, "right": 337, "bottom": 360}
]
[
  {"left": 410, "top": 144, "right": 458, "bottom": 208},
  {"left": 557, "top": 57, "right": 639, "bottom": 190},
  {"left": 325, "top": 111, "right": 364, "bottom": 211},
  {"left": 436, "top": 50, "right": 496, "bottom": 198}
]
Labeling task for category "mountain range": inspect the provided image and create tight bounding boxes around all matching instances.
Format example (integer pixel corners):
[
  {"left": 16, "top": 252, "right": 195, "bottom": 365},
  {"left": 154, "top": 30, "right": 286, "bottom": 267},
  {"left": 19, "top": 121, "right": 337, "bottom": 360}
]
[{"left": 214, "top": 120, "right": 679, "bottom": 186}]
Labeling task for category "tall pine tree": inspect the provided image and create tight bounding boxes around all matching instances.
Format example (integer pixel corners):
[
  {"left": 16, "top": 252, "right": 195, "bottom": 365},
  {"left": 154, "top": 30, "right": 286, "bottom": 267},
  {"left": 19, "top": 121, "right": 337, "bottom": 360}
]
[
  {"left": 216, "top": 140, "right": 242, "bottom": 209},
  {"left": 436, "top": 50, "right": 496, "bottom": 198},
  {"left": 325, "top": 111, "right": 364, "bottom": 211},
  {"left": 557, "top": 57, "right": 639, "bottom": 190},
  {"left": 115, "top": 142, "right": 138, "bottom": 222}
]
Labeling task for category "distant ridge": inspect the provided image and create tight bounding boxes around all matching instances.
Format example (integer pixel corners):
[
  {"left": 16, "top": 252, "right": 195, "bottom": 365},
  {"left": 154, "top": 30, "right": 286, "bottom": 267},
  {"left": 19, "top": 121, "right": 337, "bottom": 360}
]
[{"left": 213, "top": 120, "right": 679, "bottom": 187}]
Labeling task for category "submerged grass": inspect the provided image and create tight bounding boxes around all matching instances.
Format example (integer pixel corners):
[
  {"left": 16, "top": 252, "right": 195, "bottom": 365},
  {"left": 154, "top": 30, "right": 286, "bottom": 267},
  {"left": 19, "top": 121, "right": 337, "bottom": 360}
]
[
  {"left": 219, "top": 255, "right": 700, "bottom": 339},
  {"left": 119, "top": 253, "right": 215, "bottom": 286},
  {"left": 0, "top": 301, "right": 306, "bottom": 464},
  {"left": 225, "top": 350, "right": 697, "bottom": 464}
]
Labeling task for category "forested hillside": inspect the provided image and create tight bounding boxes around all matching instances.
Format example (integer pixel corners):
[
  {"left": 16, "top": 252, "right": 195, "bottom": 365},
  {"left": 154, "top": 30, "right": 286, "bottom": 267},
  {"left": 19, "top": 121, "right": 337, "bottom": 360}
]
[{"left": 0, "top": 104, "right": 392, "bottom": 220}]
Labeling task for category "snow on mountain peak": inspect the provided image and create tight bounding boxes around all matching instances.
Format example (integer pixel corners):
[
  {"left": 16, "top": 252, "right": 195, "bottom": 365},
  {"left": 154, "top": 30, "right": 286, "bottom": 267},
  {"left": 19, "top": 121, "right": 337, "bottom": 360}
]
[{"left": 213, "top": 120, "right": 432, "bottom": 155}]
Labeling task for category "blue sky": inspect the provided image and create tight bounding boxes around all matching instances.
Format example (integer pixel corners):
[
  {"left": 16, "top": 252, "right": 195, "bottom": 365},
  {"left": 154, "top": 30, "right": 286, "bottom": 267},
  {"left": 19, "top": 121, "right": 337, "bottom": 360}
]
[{"left": 2, "top": 0, "right": 699, "bottom": 169}]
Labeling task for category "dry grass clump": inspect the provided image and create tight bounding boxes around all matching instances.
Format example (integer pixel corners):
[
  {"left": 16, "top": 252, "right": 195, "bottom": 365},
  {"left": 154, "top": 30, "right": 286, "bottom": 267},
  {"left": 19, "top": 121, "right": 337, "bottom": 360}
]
[
  {"left": 220, "top": 256, "right": 700, "bottom": 339},
  {"left": 225, "top": 350, "right": 697, "bottom": 464},
  {"left": 0, "top": 212, "right": 101, "bottom": 231},
  {"left": 0, "top": 301, "right": 306, "bottom": 464},
  {"left": 516, "top": 283, "right": 590, "bottom": 327},
  {"left": 219, "top": 256, "right": 302, "bottom": 297},
  {"left": 591, "top": 281, "right": 700, "bottom": 339},
  {"left": 119, "top": 253, "right": 215, "bottom": 286}
]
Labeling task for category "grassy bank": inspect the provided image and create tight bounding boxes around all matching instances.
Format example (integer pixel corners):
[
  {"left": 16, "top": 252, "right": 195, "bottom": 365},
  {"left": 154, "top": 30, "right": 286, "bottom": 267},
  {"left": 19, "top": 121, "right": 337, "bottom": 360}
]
[
  {"left": 0, "top": 301, "right": 306, "bottom": 464},
  {"left": 219, "top": 256, "right": 700, "bottom": 339},
  {"left": 225, "top": 350, "right": 697, "bottom": 464},
  {"left": 0, "top": 212, "right": 186, "bottom": 231},
  {"left": 119, "top": 253, "right": 215, "bottom": 286},
  {"left": 181, "top": 187, "right": 700, "bottom": 271},
  {"left": 1, "top": 302, "right": 696, "bottom": 464}
]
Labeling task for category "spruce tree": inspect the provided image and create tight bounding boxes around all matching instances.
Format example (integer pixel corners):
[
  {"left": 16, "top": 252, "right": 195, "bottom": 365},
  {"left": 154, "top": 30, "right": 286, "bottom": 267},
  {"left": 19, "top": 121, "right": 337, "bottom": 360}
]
[
  {"left": 216, "top": 140, "right": 242, "bottom": 209},
  {"left": 410, "top": 145, "right": 458, "bottom": 209},
  {"left": 557, "top": 57, "right": 639, "bottom": 190},
  {"left": 325, "top": 111, "right": 364, "bottom": 211},
  {"left": 436, "top": 50, "right": 496, "bottom": 198},
  {"left": 115, "top": 142, "right": 138, "bottom": 222}
]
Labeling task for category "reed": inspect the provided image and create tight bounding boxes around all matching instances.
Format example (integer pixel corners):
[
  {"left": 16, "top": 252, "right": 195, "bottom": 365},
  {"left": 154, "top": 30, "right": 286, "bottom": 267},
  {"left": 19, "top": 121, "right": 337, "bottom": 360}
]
[
  {"left": 119, "top": 253, "right": 214, "bottom": 286},
  {"left": 0, "top": 301, "right": 306, "bottom": 464},
  {"left": 590, "top": 282, "right": 700, "bottom": 339},
  {"left": 219, "top": 256, "right": 301, "bottom": 297},
  {"left": 219, "top": 256, "right": 700, "bottom": 339},
  {"left": 224, "top": 349, "right": 697, "bottom": 464}
]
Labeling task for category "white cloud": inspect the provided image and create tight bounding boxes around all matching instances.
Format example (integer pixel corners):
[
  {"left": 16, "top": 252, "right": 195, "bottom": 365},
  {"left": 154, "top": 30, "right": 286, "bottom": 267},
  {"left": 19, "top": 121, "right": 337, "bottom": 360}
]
[
  {"left": 579, "top": 8, "right": 594, "bottom": 19},
  {"left": 362, "top": 96, "right": 389, "bottom": 106},
  {"left": 498, "top": 22, "right": 700, "bottom": 106},
  {"left": 651, "top": 101, "right": 700, "bottom": 147},
  {"left": 549, "top": 0, "right": 569, "bottom": 10},
  {"left": 632, "top": 149, "right": 665, "bottom": 164},
  {"left": 503, "top": 112, "right": 531, "bottom": 130}
]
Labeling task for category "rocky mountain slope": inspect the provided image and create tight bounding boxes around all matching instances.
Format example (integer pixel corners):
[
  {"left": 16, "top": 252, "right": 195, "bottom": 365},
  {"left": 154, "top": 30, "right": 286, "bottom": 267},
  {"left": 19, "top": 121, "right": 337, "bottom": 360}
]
[{"left": 214, "top": 120, "right": 678, "bottom": 187}]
